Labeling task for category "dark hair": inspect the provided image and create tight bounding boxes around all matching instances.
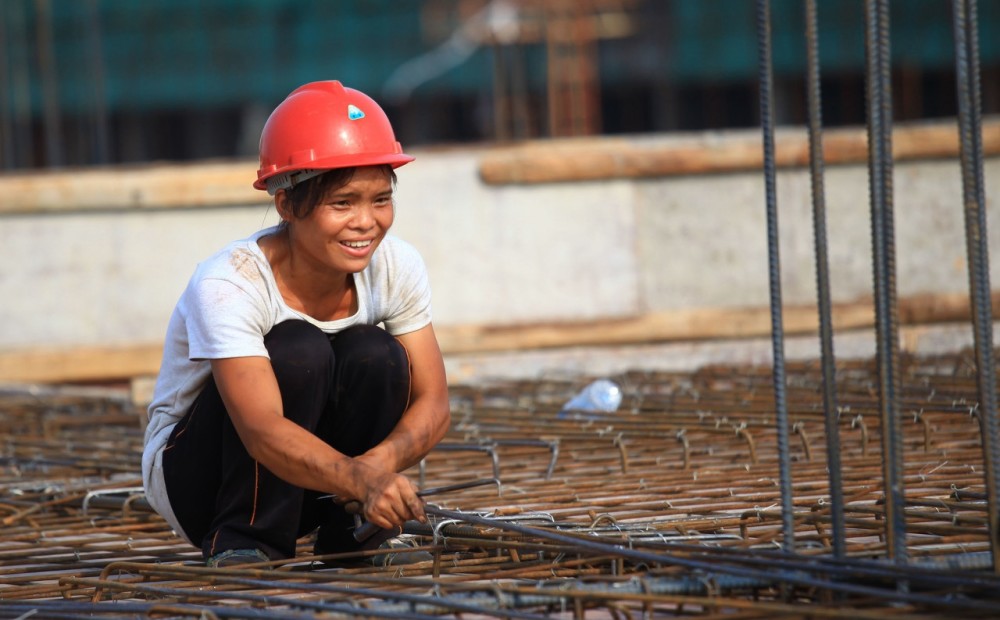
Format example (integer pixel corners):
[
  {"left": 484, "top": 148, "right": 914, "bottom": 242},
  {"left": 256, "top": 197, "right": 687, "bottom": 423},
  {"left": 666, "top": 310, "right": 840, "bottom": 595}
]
[{"left": 283, "top": 165, "right": 397, "bottom": 220}]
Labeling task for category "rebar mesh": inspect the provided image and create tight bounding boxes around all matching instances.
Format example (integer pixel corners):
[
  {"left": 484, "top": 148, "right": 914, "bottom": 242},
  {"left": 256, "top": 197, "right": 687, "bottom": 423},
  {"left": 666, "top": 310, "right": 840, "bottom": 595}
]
[{"left": 2, "top": 350, "right": 999, "bottom": 617}]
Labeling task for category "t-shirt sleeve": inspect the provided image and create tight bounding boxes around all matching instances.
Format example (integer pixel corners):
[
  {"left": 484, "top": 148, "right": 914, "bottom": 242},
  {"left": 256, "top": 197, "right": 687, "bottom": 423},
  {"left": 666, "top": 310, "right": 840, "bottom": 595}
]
[
  {"left": 186, "top": 277, "right": 270, "bottom": 360},
  {"left": 381, "top": 240, "right": 433, "bottom": 336}
]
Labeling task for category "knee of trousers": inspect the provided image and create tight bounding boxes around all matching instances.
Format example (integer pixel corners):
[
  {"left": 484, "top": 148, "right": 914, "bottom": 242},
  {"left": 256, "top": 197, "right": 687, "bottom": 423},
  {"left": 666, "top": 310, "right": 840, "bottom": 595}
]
[
  {"left": 332, "top": 325, "right": 409, "bottom": 380},
  {"left": 264, "top": 320, "right": 335, "bottom": 385}
]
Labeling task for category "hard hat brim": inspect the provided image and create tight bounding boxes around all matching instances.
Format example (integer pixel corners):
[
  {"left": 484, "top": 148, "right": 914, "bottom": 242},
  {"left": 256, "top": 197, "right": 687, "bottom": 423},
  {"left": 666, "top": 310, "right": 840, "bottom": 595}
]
[{"left": 254, "top": 151, "right": 415, "bottom": 191}]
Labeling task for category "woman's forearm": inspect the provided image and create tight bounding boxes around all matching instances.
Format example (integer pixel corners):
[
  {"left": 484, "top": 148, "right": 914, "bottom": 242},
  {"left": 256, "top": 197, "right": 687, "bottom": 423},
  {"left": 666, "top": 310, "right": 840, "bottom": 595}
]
[
  {"left": 240, "top": 414, "right": 369, "bottom": 497},
  {"left": 362, "top": 397, "right": 451, "bottom": 473}
]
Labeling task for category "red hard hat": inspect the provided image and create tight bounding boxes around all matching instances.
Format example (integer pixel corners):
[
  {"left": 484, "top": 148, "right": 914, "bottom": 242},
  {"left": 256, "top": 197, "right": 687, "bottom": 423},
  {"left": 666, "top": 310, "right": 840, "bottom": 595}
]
[{"left": 254, "top": 81, "right": 414, "bottom": 193}]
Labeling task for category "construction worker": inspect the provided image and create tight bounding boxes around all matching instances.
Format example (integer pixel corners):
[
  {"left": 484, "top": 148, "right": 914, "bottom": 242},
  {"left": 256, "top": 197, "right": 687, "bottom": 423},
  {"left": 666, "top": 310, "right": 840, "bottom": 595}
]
[{"left": 141, "top": 81, "right": 450, "bottom": 568}]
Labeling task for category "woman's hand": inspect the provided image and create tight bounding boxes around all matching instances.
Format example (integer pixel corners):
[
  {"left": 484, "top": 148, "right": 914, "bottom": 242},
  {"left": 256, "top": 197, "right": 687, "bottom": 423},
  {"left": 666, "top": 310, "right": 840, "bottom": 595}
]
[{"left": 352, "top": 460, "right": 426, "bottom": 529}]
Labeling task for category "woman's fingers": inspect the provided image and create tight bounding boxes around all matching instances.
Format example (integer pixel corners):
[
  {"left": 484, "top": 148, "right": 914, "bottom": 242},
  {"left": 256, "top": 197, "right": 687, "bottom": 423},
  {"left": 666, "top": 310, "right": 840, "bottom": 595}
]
[{"left": 362, "top": 472, "right": 424, "bottom": 528}]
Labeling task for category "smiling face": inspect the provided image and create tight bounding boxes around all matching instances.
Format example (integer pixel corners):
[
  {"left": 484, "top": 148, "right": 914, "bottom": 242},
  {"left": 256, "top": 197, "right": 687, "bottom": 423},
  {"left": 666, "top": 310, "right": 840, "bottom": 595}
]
[{"left": 277, "top": 165, "right": 396, "bottom": 279}]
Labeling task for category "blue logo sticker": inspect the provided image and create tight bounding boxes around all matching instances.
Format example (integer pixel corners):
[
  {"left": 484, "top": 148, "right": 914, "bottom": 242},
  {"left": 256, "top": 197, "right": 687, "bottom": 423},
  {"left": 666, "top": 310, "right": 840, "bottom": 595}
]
[{"left": 347, "top": 105, "right": 365, "bottom": 120}]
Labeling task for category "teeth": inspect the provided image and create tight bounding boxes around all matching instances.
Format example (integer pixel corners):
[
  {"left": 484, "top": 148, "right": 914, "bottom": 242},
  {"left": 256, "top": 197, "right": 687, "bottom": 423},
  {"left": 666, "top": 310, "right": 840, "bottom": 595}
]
[{"left": 343, "top": 240, "right": 371, "bottom": 248}]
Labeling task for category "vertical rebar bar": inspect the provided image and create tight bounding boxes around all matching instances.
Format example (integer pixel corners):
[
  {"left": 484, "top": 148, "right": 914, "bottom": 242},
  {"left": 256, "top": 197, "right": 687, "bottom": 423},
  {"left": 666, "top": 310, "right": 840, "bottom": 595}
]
[
  {"left": 0, "top": 2, "right": 13, "bottom": 169},
  {"left": 951, "top": 0, "right": 1000, "bottom": 574},
  {"left": 756, "top": 0, "right": 795, "bottom": 553},
  {"left": 86, "top": 0, "right": 110, "bottom": 165},
  {"left": 35, "top": 0, "right": 64, "bottom": 167},
  {"left": 863, "top": 0, "right": 906, "bottom": 565},
  {"left": 804, "top": 0, "right": 845, "bottom": 560},
  {"left": 8, "top": 0, "right": 34, "bottom": 168},
  {"left": 493, "top": 43, "right": 512, "bottom": 141}
]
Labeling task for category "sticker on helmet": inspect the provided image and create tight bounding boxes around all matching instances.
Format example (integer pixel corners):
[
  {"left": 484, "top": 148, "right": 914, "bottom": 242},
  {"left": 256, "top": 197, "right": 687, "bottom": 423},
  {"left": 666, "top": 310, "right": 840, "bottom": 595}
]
[{"left": 347, "top": 105, "right": 365, "bottom": 120}]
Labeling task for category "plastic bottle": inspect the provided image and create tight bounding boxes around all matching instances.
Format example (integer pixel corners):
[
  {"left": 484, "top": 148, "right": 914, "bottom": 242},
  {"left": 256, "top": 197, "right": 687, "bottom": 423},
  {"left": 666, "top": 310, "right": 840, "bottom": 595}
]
[{"left": 559, "top": 379, "right": 623, "bottom": 418}]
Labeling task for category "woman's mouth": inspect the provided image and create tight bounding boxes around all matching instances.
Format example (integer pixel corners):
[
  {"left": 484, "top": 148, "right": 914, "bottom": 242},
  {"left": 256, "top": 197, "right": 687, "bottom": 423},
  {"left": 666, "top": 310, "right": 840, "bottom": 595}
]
[{"left": 339, "top": 239, "right": 376, "bottom": 259}]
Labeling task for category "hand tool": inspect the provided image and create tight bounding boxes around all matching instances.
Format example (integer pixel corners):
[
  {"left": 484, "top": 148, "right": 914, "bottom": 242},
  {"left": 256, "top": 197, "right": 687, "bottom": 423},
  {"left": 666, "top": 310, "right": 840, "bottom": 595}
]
[{"left": 322, "top": 478, "right": 500, "bottom": 547}]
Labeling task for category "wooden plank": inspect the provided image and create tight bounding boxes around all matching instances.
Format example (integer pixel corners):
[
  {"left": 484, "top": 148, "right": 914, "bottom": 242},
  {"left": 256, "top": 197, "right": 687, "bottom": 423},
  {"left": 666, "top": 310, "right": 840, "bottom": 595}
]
[
  {"left": 435, "top": 291, "right": 998, "bottom": 353},
  {"left": 0, "top": 344, "right": 163, "bottom": 384},
  {"left": 478, "top": 117, "right": 1000, "bottom": 185},
  {"left": 0, "top": 161, "right": 262, "bottom": 214},
  {"left": 1, "top": 291, "right": 995, "bottom": 384}
]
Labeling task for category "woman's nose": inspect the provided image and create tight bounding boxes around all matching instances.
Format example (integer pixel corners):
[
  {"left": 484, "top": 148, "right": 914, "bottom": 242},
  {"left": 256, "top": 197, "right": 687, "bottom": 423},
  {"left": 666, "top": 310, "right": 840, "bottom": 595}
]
[{"left": 350, "top": 203, "right": 376, "bottom": 229}]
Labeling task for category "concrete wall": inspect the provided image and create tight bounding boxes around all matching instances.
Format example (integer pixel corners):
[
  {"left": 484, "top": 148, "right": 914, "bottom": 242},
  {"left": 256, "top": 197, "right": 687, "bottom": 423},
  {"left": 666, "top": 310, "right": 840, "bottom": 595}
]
[
  {"left": 400, "top": 152, "right": 1000, "bottom": 326},
  {"left": 0, "top": 145, "right": 997, "bottom": 353},
  {"left": 634, "top": 159, "right": 1000, "bottom": 313}
]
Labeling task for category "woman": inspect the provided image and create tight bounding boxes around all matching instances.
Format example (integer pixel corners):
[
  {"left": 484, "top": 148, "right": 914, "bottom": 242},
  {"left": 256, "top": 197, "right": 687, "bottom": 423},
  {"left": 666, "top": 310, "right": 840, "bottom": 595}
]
[{"left": 141, "top": 81, "right": 450, "bottom": 567}]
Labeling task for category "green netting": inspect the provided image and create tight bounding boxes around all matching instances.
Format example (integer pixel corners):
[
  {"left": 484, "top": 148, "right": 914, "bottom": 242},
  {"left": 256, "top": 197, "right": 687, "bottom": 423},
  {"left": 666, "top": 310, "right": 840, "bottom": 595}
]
[{"left": 3, "top": 0, "right": 998, "bottom": 114}]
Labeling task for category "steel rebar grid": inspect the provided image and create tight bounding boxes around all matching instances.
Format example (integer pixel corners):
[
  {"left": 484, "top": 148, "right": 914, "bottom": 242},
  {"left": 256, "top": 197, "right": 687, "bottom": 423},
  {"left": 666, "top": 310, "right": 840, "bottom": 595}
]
[
  {"left": 803, "top": 0, "right": 846, "bottom": 561},
  {"left": 755, "top": 0, "right": 795, "bottom": 555},
  {"left": 3, "top": 351, "right": 1000, "bottom": 617},
  {"left": 951, "top": 0, "right": 1000, "bottom": 574},
  {"left": 863, "top": 0, "right": 907, "bottom": 566}
]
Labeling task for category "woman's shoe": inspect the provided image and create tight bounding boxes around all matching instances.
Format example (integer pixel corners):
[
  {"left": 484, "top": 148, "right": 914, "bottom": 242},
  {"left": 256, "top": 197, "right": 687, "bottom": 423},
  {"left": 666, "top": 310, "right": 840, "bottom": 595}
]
[{"left": 206, "top": 548, "right": 271, "bottom": 568}]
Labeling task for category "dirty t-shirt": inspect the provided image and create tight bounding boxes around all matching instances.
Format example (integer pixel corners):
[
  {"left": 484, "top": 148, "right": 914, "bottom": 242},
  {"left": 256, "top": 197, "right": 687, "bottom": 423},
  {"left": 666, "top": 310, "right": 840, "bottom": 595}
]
[{"left": 141, "top": 226, "right": 432, "bottom": 541}]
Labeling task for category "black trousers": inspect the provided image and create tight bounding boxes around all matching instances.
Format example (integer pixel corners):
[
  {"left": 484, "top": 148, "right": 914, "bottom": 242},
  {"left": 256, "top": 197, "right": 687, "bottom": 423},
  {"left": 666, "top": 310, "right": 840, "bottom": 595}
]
[{"left": 161, "top": 321, "right": 411, "bottom": 560}]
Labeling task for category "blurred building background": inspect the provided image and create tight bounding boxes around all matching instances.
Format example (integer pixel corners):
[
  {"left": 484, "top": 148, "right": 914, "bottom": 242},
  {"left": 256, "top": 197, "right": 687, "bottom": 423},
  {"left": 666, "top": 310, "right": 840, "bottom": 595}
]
[{"left": 2, "top": 0, "right": 999, "bottom": 171}]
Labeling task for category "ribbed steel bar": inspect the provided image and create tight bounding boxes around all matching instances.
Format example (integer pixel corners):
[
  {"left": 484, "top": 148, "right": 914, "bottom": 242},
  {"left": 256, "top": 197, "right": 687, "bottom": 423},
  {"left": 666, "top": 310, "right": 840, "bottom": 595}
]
[
  {"left": 0, "top": 601, "right": 296, "bottom": 619},
  {"left": 951, "top": 0, "right": 1000, "bottom": 574},
  {"left": 804, "top": 0, "right": 846, "bottom": 560},
  {"left": 424, "top": 505, "right": 1000, "bottom": 614},
  {"left": 420, "top": 506, "right": 1000, "bottom": 592},
  {"left": 81, "top": 570, "right": 553, "bottom": 619},
  {"left": 863, "top": 0, "right": 907, "bottom": 565},
  {"left": 755, "top": 0, "right": 795, "bottom": 554}
]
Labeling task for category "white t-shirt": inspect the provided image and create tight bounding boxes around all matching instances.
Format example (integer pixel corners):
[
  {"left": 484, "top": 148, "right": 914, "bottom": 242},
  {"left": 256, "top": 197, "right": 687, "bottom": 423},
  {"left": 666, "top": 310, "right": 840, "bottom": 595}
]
[{"left": 141, "top": 226, "right": 432, "bottom": 540}]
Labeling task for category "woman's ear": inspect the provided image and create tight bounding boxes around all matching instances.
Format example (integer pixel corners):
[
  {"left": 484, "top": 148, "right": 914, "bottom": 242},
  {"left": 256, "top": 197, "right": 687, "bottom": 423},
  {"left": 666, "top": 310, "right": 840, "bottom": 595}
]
[{"left": 274, "top": 190, "right": 293, "bottom": 223}]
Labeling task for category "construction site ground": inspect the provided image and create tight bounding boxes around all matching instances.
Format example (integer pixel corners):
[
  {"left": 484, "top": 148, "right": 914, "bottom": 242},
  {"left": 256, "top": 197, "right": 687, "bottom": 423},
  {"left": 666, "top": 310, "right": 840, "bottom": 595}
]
[{"left": 2, "top": 324, "right": 1000, "bottom": 618}]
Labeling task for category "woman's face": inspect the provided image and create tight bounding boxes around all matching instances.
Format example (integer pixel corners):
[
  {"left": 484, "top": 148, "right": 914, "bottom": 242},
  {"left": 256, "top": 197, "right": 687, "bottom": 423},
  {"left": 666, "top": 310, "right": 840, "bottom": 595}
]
[{"left": 282, "top": 166, "right": 395, "bottom": 276}]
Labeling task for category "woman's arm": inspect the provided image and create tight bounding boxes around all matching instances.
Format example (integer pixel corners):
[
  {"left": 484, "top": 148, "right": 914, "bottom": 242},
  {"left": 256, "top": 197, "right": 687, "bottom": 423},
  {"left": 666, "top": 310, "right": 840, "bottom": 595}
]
[
  {"left": 359, "top": 323, "right": 451, "bottom": 474},
  {"left": 210, "top": 355, "right": 426, "bottom": 529},
  {"left": 349, "top": 323, "right": 451, "bottom": 528}
]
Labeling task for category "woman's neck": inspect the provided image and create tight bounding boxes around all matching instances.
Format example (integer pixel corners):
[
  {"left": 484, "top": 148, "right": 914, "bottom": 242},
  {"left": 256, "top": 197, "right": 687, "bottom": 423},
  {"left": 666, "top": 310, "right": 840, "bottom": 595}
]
[{"left": 259, "top": 229, "right": 357, "bottom": 321}]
